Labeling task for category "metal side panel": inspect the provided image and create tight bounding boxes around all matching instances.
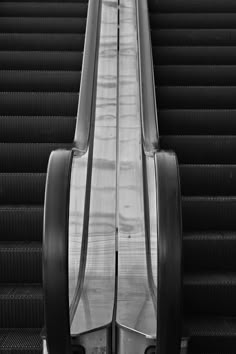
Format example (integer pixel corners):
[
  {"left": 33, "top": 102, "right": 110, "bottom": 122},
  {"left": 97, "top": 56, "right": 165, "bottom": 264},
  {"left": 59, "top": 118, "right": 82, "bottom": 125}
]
[
  {"left": 68, "top": 0, "right": 118, "bottom": 352},
  {"left": 116, "top": 0, "right": 157, "bottom": 352}
]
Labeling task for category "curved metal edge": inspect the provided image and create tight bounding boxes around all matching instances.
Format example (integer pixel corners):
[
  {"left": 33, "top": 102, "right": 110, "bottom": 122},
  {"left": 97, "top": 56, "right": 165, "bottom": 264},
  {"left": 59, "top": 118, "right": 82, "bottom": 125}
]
[
  {"left": 136, "top": 0, "right": 159, "bottom": 155},
  {"left": 74, "top": 0, "right": 102, "bottom": 154},
  {"left": 43, "top": 149, "right": 84, "bottom": 354},
  {"left": 155, "top": 151, "right": 182, "bottom": 354}
]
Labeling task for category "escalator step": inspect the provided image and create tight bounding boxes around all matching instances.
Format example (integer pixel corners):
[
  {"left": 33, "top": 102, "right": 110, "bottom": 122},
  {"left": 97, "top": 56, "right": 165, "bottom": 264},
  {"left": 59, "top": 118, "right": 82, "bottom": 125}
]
[
  {"left": 0, "top": 285, "right": 43, "bottom": 327},
  {"left": 0, "top": 51, "right": 83, "bottom": 70},
  {"left": 153, "top": 46, "right": 236, "bottom": 65},
  {"left": 0, "top": 173, "right": 46, "bottom": 204},
  {"left": 157, "top": 87, "right": 236, "bottom": 109},
  {"left": 161, "top": 136, "right": 236, "bottom": 164},
  {"left": 0, "top": 328, "right": 42, "bottom": 353},
  {"left": 0, "top": 71, "right": 81, "bottom": 92},
  {"left": 180, "top": 165, "right": 236, "bottom": 196},
  {"left": 150, "top": 13, "right": 236, "bottom": 29},
  {"left": 0, "top": 242, "right": 41, "bottom": 283},
  {"left": 152, "top": 29, "right": 236, "bottom": 46},
  {"left": 149, "top": 0, "right": 236, "bottom": 13},
  {"left": 0, "top": 143, "right": 71, "bottom": 172},
  {"left": 0, "top": 3, "right": 88, "bottom": 17},
  {"left": 0, "top": 206, "right": 43, "bottom": 241},
  {"left": 184, "top": 232, "right": 236, "bottom": 272},
  {"left": 0, "top": 116, "right": 76, "bottom": 143},
  {"left": 0, "top": 17, "right": 87, "bottom": 33},
  {"left": 159, "top": 110, "right": 236, "bottom": 135},
  {"left": 185, "top": 317, "right": 236, "bottom": 353},
  {"left": 182, "top": 197, "right": 236, "bottom": 231},
  {"left": 0, "top": 33, "right": 85, "bottom": 51},
  {"left": 0, "top": 92, "right": 79, "bottom": 116},
  {"left": 156, "top": 66, "right": 236, "bottom": 86},
  {"left": 184, "top": 273, "right": 236, "bottom": 316}
]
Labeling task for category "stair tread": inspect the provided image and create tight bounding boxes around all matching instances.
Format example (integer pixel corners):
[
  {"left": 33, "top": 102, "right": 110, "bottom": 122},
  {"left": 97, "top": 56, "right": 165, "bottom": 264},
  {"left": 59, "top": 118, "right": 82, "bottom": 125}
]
[
  {"left": 157, "top": 86, "right": 236, "bottom": 109},
  {"left": 0, "top": 17, "right": 87, "bottom": 33},
  {"left": 153, "top": 46, "right": 236, "bottom": 65},
  {"left": 0, "top": 116, "right": 76, "bottom": 143},
  {"left": 0, "top": 328, "right": 42, "bottom": 351},
  {"left": 0, "top": 242, "right": 42, "bottom": 283},
  {"left": 161, "top": 135, "right": 236, "bottom": 164},
  {"left": 0, "top": 2, "right": 88, "bottom": 17},
  {"left": 155, "top": 65, "right": 236, "bottom": 85},
  {"left": 159, "top": 109, "right": 236, "bottom": 135},
  {"left": 0, "top": 284, "right": 42, "bottom": 298},
  {"left": 0, "top": 70, "right": 81, "bottom": 92},
  {"left": 150, "top": 13, "right": 236, "bottom": 29},
  {"left": 186, "top": 316, "right": 236, "bottom": 337},
  {"left": 0, "top": 92, "right": 79, "bottom": 116},
  {"left": 0, "top": 51, "right": 83, "bottom": 70},
  {"left": 149, "top": 0, "right": 236, "bottom": 13},
  {"left": 0, "top": 33, "right": 85, "bottom": 51}
]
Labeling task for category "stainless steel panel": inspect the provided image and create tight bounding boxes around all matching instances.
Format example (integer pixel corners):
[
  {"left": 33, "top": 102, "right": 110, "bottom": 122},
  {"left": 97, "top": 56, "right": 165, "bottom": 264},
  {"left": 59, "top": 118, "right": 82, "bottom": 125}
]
[
  {"left": 116, "top": 0, "right": 157, "bottom": 352},
  {"left": 68, "top": 0, "right": 118, "bottom": 347}
]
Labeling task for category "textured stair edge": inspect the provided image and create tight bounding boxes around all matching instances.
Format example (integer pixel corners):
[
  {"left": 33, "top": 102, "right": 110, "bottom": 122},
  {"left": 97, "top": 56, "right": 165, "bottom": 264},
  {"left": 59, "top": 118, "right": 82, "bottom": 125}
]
[
  {"left": 0, "top": 242, "right": 42, "bottom": 283},
  {"left": 0, "top": 328, "right": 42, "bottom": 352}
]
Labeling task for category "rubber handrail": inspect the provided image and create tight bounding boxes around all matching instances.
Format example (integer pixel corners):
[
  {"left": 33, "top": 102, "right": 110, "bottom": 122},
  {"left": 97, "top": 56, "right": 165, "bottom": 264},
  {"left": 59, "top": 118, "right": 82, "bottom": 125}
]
[
  {"left": 136, "top": 0, "right": 159, "bottom": 154},
  {"left": 74, "top": 0, "right": 102, "bottom": 154},
  {"left": 155, "top": 151, "right": 182, "bottom": 354}
]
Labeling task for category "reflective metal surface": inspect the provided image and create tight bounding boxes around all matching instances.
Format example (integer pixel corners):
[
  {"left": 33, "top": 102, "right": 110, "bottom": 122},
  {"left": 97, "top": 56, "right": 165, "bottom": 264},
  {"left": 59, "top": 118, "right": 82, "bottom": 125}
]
[
  {"left": 116, "top": 0, "right": 157, "bottom": 352},
  {"left": 43, "top": 339, "right": 48, "bottom": 354},
  {"left": 68, "top": 0, "right": 118, "bottom": 350}
]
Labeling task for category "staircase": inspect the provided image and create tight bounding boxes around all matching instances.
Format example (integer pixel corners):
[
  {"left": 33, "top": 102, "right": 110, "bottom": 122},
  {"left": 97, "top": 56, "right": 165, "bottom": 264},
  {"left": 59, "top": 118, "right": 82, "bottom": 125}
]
[
  {"left": 149, "top": 0, "right": 236, "bottom": 352},
  {"left": 0, "top": 1, "right": 87, "bottom": 352}
]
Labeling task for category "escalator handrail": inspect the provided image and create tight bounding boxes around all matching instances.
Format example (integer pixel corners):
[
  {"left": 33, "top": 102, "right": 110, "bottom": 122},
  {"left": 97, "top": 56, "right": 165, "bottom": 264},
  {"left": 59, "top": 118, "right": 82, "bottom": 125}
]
[
  {"left": 137, "top": 0, "right": 159, "bottom": 154},
  {"left": 74, "top": 0, "right": 102, "bottom": 154},
  {"left": 155, "top": 151, "right": 182, "bottom": 354},
  {"left": 43, "top": 150, "right": 75, "bottom": 354}
]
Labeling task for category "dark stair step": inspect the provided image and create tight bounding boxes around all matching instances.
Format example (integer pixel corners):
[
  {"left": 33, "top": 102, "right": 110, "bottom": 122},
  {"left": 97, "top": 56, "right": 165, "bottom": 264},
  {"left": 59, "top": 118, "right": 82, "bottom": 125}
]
[
  {"left": 184, "top": 273, "right": 236, "bottom": 316},
  {"left": 0, "top": 206, "right": 43, "bottom": 242},
  {"left": 159, "top": 110, "right": 236, "bottom": 135},
  {"left": 0, "top": 143, "right": 71, "bottom": 172},
  {"left": 0, "top": 71, "right": 81, "bottom": 92},
  {"left": 0, "top": 2, "right": 88, "bottom": 17},
  {"left": 150, "top": 13, "right": 236, "bottom": 29},
  {"left": 0, "top": 17, "right": 87, "bottom": 33},
  {"left": 149, "top": 0, "right": 236, "bottom": 13},
  {"left": 161, "top": 136, "right": 236, "bottom": 164},
  {"left": 153, "top": 46, "right": 236, "bottom": 65},
  {"left": 152, "top": 29, "right": 236, "bottom": 46},
  {"left": 182, "top": 196, "right": 236, "bottom": 230},
  {"left": 185, "top": 316, "right": 236, "bottom": 353},
  {"left": 0, "top": 92, "right": 79, "bottom": 116},
  {"left": 0, "top": 173, "right": 46, "bottom": 204},
  {"left": 0, "top": 285, "right": 43, "bottom": 327},
  {"left": 184, "top": 232, "right": 236, "bottom": 272},
  {"left": 0, "top": 33, "right": 85, "bottom": 51},
  {"left": 157, "top": 87, "right": 236, "bottom": 109},
  {"left": 0, "top": 328, "right": 42, "bottom": 353},
  {"left": 180, "top": 165, "right": 236, "bottom": 196},
  {"left": 0, "top": 51, "right": 83, "bottom": 70},
  {"left": 0, "top": 242, "right": 41, "bottom": 283},
  {"left": 155, "top": 66, "right": 236, "bottom": 86},
  {"left": 0, "top": 116, "right": 76, "bottom": 143}
]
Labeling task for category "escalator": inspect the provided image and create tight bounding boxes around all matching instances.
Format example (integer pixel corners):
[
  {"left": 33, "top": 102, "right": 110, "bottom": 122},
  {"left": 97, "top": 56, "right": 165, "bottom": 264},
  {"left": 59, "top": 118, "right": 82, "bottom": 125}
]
[
  {"left": 0, "top": 1, "right": 89, "bottom": 352},
  {"left": 148, "top": 0, "right": 236, "bottom": 352}
]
